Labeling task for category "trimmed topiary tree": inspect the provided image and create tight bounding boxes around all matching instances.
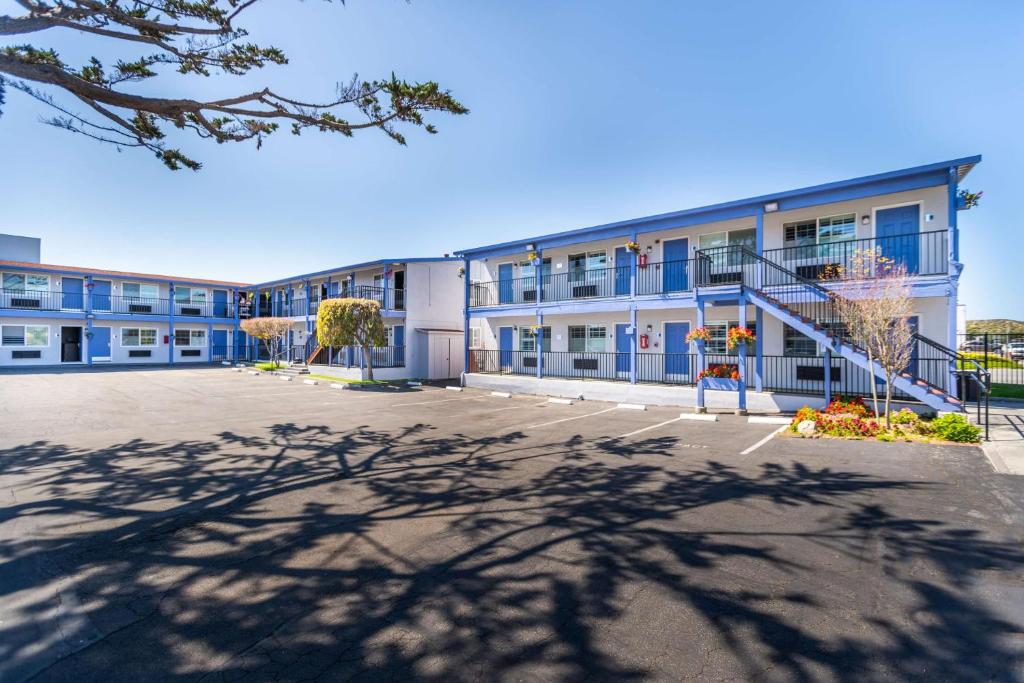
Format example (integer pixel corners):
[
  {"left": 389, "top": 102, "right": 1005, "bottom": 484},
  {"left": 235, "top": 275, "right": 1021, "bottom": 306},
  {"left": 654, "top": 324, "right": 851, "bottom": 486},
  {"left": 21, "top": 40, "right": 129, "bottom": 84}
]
[{"left": 316, "top": 298, "right": 386, "bottom": 380}]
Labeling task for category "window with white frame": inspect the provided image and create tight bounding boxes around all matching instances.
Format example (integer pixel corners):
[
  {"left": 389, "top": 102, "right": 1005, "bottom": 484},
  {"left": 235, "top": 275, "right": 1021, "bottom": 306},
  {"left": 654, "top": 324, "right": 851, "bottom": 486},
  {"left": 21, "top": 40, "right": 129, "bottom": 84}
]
[
  {"left": 174, "top": 286, "right": 207, "bottom": 304},
  {"left": 519, "top": 258, "right": 552, "bottom": 285},
  {"left": 123, "top": 282, "right": 159, "bottom": 299},
  {"left": 3, "top": 273, "right": 49, "bottom": 292},
  {"left": 783, "top": 322, "right": 846, "bottom": 357},
  {"left": 699, "top": 229, "right": 756, "bottom": 266},
  {"left": 1, "top": 324, "right": 48, "bottom": 346},
  {"left": 469, "top": 327, "right": 482, "bottom": 349},
  {"left": 568, "top": 325, "right": 607, "bottom": 353},
  {"left": 568, "top": 251, "right": 607, "bottom": 281},
  {"left": 704, "top": 321, "right": 758, "bottom": 355},
  {"left": 123, "top": 328, "right": 158, "bottom": 347},
  {"left": 519, "top": 326, "right": 551, "bottom": 352},
  {"left": 174, "top": 329, "right": 206, "bottom": 347},
  {"left": 783, "top": 213, "right": 857, "bottom": 249}
]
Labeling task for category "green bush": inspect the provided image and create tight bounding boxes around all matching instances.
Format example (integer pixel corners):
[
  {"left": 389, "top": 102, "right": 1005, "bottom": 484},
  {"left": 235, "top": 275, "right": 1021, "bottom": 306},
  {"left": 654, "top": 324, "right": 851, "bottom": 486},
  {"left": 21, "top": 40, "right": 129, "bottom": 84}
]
[
  {"left": 877, "top": 431, "right": 895, "bottom": 442},
  {"left": 929, "top": 413, "right": 982, "bottom": 443},
  {"left": 890, "top": 408, "right": 919, "bottom": 425}
]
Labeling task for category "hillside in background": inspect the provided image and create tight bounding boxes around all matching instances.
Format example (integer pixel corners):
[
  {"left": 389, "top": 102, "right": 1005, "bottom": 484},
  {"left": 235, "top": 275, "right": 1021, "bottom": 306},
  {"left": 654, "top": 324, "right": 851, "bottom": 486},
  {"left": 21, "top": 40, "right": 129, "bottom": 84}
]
[{"left": 967, "top": 319, "right": 1024, "bottom": 334}]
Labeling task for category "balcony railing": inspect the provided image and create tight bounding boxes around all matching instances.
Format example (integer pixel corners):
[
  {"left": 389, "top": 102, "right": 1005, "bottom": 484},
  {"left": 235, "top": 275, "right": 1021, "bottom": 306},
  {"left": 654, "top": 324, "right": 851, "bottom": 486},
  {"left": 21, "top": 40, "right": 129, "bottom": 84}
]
[
  {"left": 312, "top": 345, "right": 406, "bottom": 368},
  {"left": 1, "top": 290, "right": 236, "bottom": 318},
  {"left": 469, "top": 260, "right": 699, "bottom": 307},
  {"left": 255, "top": 287, "right": 406, "bottom": 317},
  {"left": 762, "top": 230, "right": 948, "bottom": 280},
  {"left": 469, "top": 349, "right": 928, "bottom": 399}
]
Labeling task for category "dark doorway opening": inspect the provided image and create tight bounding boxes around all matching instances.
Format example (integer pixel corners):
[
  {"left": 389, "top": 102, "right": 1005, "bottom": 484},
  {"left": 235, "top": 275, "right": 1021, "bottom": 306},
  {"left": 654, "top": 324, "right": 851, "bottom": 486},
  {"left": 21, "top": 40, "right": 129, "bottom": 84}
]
[{"left": 61, "top": 326, "right": 82, "bottom": 362}]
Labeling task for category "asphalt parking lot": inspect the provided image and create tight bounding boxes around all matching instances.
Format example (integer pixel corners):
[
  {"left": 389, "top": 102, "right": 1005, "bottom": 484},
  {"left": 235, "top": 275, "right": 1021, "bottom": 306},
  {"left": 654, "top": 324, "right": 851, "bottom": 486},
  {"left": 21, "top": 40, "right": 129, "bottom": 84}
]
[{"left": 2, "top": 366, "right": 1024, "bottom": 682}]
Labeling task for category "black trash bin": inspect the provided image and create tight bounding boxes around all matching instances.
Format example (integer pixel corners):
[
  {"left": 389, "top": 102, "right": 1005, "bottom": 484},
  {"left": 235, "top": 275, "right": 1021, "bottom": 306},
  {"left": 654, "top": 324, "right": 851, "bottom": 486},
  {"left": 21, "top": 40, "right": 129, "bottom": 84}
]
[{"left": 954, "top": 370, "right": 980, "bottom": 402}]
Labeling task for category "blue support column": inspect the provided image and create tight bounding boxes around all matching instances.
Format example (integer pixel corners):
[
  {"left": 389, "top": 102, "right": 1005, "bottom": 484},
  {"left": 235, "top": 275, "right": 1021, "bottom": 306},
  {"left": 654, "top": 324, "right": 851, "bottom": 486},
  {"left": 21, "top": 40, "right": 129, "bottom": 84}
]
[
  {"left": 629, "top": 306, "right": 638, "bottom": 384},
  {"left": 737, "top": 293, "right": 748, "bottom": 415},
  {"left": 754, "top": 308, "right": 764, "bottom": 392},
  {"left": 947, "top": 166, "right": 960, "bottom": 397},
  {"left": 382, "top": 263, "right": 390, "bottom": 311},
  {"left": 168, "top": 283, "right": 175, "bottom": 366},
  {"left": 629, "top": 230, "right": 638, "bottom": 297},
  {"left": 462, "top": 258, "right": 471, "bottom": 385},
  {"left": 536, "top": 250, "right": 543, "bottom": 303},
  {"left": 536, "top": 311, "right": 544, "bottom": 379},
  {"left": 696, "top": 299, "right": 706, "bottom": 412},
  {"left": 232, "top": 289, "right": 240, "bottom": 362},
  {"left": 823, "top": 348, "right": 833, "bottom": 405},
  {"left": 85, "top": 275, "right": 94, "bottom": 367},
  {"left": 207, "top": 321, "right": 213, "bottom": 364}
]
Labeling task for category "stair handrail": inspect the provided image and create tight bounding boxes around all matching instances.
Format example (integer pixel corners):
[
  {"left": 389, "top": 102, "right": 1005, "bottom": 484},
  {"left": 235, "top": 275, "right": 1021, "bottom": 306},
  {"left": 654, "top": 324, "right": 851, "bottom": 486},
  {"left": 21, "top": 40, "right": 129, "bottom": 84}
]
[{"left": 912, "top": 332, "right": 991, "bottom": 386}]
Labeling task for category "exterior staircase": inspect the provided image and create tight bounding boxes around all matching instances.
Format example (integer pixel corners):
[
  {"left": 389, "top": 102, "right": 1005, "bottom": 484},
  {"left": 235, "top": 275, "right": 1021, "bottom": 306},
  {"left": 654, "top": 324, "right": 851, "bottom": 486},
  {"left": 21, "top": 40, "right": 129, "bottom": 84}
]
[
  {"left": 276, "top": 360, "right": 309, "bottom": 377},
  {"left": 695, "top": 246, "right": 988, "bottom": 414}
]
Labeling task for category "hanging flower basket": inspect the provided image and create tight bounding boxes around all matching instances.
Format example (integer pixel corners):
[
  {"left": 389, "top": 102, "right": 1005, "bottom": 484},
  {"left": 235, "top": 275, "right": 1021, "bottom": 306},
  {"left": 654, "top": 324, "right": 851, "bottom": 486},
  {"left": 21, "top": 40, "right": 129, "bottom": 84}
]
[
  {"left": 685, "top": 327, "right": 712, "bottom": 344},
  {"left": 957, "top": 189, "right": 983, "bottom": 210},
  {"left": 527, "top": 250, "right": 540, "bottom": 263},
  {"left": 726, "top": 327, "right": 756, "bottom": 350},
  {"left": 624, "top": 240, "right": 641, "bottom": 254},
  {"left": 457, "top": 266, "right": 465, "bottom": 279}
]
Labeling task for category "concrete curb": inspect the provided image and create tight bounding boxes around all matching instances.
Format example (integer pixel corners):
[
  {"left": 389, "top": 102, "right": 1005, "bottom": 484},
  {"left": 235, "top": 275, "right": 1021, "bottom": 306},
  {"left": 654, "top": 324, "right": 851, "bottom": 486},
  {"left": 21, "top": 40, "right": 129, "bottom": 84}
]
[
  {"left": 491, "top": 391, "right": 512, "bottom": 398},
  {"left": 407, "top": 381, "right": 422, "bottom": 386},
  {"left": 446, "top": 386, "right": 464, "bottom": 392},
  {"left": 330, "top": 383, "right": 348, "bottom": 390},
  {"left": 279, "top": 375, "right": 292, "bottom": 382},
  {"left": 548, "top": 397, "right": 574, "bottom": 405},
  {"left": 678, "top": 413, "right": 719, "bottom": 422},
  {"left": 617, "top": 403, "right": 647, "bottom": 411},
  {"left": 303, "top": 379, "right": 318, "bottom": 386},
  {"left": 748, "top": 416, "right": 791, "bottom": 425}
]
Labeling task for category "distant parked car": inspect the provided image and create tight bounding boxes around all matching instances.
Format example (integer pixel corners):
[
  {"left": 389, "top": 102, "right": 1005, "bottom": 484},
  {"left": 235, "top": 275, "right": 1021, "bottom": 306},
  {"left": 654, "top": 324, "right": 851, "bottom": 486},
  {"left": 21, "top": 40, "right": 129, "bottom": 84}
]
[
  {"left": 1004, "top": 342, "right": 1024, "bottom": 361},
  {"left": 960, "top": 339, "right": 987, "bottom": 352}
]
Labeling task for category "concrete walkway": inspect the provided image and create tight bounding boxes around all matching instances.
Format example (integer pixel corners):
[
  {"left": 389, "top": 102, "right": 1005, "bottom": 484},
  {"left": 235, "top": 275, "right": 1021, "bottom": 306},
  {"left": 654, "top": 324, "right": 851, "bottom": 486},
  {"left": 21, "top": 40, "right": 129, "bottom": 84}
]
[{"left": 981, "top": 400, "right": 1024, "bottom": 474}]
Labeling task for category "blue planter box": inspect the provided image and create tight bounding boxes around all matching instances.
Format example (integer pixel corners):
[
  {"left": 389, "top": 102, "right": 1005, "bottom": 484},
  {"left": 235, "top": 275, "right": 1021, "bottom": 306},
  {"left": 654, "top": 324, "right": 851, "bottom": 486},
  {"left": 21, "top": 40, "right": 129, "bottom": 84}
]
[{"left": 701, "top": 377, "right": 739, "bottom": 391}]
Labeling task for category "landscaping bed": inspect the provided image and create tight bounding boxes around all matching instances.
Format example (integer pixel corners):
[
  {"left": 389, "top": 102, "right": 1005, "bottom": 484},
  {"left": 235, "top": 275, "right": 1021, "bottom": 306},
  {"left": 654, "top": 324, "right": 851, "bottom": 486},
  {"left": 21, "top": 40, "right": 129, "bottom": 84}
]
[{"left": 787, "top": 396, "right": 981, "bottom": 444}]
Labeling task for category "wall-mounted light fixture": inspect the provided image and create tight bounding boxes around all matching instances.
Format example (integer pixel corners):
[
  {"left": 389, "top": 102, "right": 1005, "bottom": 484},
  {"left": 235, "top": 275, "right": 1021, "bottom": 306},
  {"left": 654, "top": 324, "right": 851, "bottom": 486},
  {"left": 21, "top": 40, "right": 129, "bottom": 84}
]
[
  {"left": 646, "top": 324, "right": 653, "bottom": 332},
  {"left": 645, "top": 245, "right": 653, "bottom": 253},
  {"left": 925, "top": 213, "right": 935, "bottom": 222},
  {"left": 764, "top": 201, "right": 779, "bottom": 213},
  {"left": 861, "top": 215, "right": 870, "bottom": 225},
  {"left": 525, "top": 243, "right": 536, "bottom": 251}
]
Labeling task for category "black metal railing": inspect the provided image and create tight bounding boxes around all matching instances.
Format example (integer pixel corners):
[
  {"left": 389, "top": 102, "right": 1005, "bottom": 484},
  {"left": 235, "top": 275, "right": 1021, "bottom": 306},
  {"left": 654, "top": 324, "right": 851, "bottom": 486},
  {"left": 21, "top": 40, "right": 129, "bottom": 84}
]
[
  {"left": 762, "top": 230, "right": 948, "bottom": 280},
  {"left": 313, "top": 345, "right": 405, "bottom": 369},
  {"left": 0, "top": 288, "right": 80, "bottom": 311},
  {"left": 635, "top": 259, "right": 696, "bottom": 295},
  {"left": 255, "top": 286, "right": 406, "bottom": 317},
  {"left": 470, "top": 265, "right": 631, "bottom": 307}
]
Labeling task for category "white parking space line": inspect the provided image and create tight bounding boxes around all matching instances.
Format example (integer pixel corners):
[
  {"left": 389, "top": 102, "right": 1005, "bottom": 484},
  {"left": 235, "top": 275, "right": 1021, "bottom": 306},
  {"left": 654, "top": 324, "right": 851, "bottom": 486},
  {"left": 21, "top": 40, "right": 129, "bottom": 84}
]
[
  {"left": 526, "top": 406, "right": 620, "bottom": 429},
  {"left": 740, "top": 426, "right": 787, "bottom": 455},
  {"left": 615, "top": 416, "right": 684, "bottom": 439},
  {"left": 391, "top": 396, "right": 486, "bottom": 408}
]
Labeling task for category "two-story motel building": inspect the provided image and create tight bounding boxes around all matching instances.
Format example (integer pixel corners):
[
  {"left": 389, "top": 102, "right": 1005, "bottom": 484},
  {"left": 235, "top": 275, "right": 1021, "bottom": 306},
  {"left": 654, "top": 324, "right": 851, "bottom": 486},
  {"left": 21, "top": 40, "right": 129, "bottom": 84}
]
[
  {"left": 457, "top": 156, "right": 981, "bottom": 413},
  {"left": 0, "top": 238, "right": 464, "bottom": 381}
]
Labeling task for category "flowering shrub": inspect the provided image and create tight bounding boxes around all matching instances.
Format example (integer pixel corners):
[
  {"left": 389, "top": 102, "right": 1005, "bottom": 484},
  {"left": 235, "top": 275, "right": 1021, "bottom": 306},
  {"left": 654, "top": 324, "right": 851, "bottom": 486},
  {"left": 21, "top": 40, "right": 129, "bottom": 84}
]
[
  {"left": 816, "top": 414, "right": 881, "bottom": 438},
  {"left": 726, "top": 327, "right": 756, "bottom": 350},
  {"left": 930, "top": 413, "right": 982, "bottom": 443},
  {"left": 697, "top": 363, "right": 739, "bottom": 381},
  {"left": 889, "top": 408, "right": 920, "bottom": 425},
  {"left": 823, "top": 396, "right": 872, "bottom": 418},
  {"left": 685, "top": 327, "right": 712, "bottom": 344}
]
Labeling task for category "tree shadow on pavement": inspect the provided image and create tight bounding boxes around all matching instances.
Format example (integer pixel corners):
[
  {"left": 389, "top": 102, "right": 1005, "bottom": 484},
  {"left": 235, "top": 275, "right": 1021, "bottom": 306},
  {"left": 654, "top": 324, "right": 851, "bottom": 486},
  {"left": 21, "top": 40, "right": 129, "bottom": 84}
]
[{"left": 0, "top": 422, "right": 1021, "bottom": 682}]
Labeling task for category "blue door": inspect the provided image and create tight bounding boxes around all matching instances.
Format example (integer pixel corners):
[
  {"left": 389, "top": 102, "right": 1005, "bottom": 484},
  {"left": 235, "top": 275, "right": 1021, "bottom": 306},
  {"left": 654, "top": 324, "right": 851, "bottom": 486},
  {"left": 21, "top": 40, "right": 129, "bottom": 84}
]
[
  {"left": 89, "top": 326, "right": 111, "bottom": 362},
  {"left": 394, "top": 325, "right": 405, "bottom": 365},
  {"left": 664, "top": 321, "right": 690, "bottom": 376},
  {"left": 498, "top": 263, "right": 514, "bottom": 304},
  {"left": 614, "top": 247, "right": 630, "bottom": 296},
  {"left": 237, "top": 330, "right": 248, "bottom": 361},
  {"left": 213, "top": 290, "right": 228, "bottom": 318},
  {"left": 211, "top": 329, "right": 227, "bottom": 360},
  {"left": 276, "top": 290, "right": 284, "bottom": 315},
  {"left": 499, "top": 326, "right": 514, "bottom": 368},
  {"left": 662, "top": 238, "right": 689, "bottom": 293},
  {"left": 92, "top": 280, "right": 111, "bottom": 311},
  {"left": 876, "top": 205, "right": 920, "bottom": 274},
  {"left": 615, "top": 323, "right": 631, "bottom": 373},
  {"left": 62, "top": 277, "right": 83, "bottom": 309}
]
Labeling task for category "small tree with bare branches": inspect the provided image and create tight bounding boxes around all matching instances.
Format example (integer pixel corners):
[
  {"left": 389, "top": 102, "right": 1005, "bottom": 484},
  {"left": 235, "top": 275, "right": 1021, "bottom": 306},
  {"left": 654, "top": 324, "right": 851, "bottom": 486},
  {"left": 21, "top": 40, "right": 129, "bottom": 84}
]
[
  {"left": 0, "top": 2, "right": 467, "bottom": 169},
  {"left": 833, "top": 248, "right": 915, "bottom": 427},
  {"left": 240, "top": 317, "right": 292, "bottom": 369}
]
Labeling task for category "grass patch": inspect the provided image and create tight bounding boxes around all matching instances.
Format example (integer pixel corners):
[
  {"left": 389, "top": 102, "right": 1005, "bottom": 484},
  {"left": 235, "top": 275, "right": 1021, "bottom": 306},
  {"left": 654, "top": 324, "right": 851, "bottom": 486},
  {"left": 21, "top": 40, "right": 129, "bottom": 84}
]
[
  {"left": 255, "top": 361, "right": 284, "bottom": 371},
  {"left": 991, "top": 383, "right": 1024, "bottom": 400},
  {"left": 958, "top": 352, "right": 1022, "bottom": 369}
]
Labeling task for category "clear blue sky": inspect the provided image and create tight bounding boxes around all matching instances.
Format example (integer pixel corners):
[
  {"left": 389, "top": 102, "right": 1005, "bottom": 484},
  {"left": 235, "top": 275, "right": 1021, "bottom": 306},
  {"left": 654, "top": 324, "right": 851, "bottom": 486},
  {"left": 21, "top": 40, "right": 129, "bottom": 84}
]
[{"left": 1, "top": 1, "right": 1020, "bottom": 318}]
